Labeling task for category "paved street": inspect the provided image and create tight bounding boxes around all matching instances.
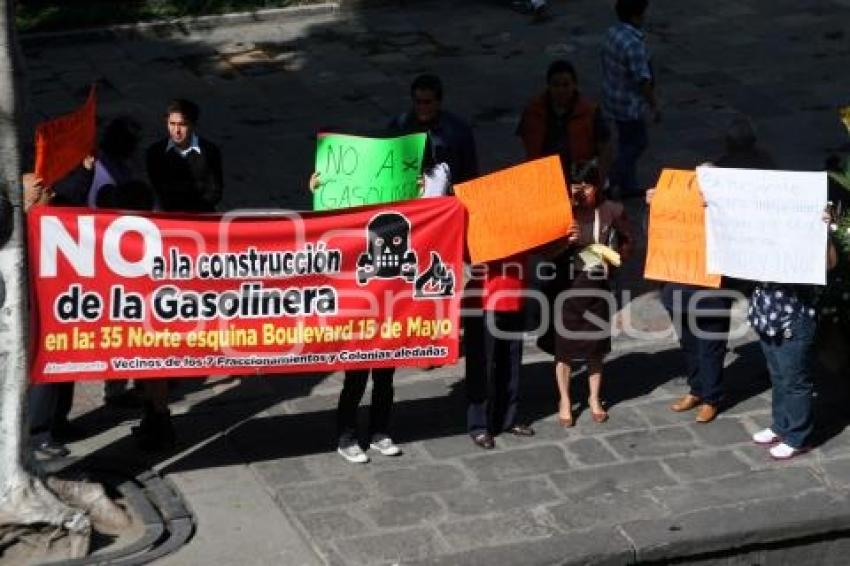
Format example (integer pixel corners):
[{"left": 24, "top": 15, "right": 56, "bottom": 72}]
[{"left": 20, "top": 0, "right": 850, "bottom": 564}]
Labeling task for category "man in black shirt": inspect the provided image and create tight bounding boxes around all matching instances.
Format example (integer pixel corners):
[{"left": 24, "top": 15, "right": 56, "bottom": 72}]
[
  {"left": 147, "top": 99, "right": 223, "bottom": 212},
  {"left": 138, "top": 98, "right": 222, "bottom": 450}
]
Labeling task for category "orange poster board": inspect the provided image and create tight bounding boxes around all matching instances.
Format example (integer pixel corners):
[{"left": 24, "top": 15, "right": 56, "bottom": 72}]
[
  {"left": 34, "top": 85, "right": 97, "bottom": 189},
  {"left": 454, "top": 156, "right": 573, "bottom": 264},
  {"left": 644, "top": 169, "right": 721, "bottom": 288}
]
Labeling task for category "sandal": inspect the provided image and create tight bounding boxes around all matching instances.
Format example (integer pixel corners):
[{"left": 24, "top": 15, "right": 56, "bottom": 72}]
[{"left": 558, "top": 400, "right": 574, "bottom": 428}]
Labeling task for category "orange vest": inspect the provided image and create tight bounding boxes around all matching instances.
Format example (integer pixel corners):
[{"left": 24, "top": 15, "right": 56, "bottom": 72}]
[{"left": 518, "top": 93, "right": 598, "bottom": 167}]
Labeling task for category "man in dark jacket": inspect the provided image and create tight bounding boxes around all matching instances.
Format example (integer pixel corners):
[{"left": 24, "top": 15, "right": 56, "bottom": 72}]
[
  {"left": 387, "top": 74, "right": 479, "bottom": 193},
  {"left": 147, "top": 99, "right": 223, "bottom": 212}
]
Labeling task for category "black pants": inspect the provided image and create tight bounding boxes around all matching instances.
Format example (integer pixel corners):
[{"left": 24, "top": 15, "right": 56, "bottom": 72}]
[
  {"left": 464, "top": 311, "right": 524, "bottom": 436},
  {"left": 336, "top": 368, "right": 394, "bottom": 445},
  {"left": 53, "top": 382, "right": 74, "bottom": 426},
  {"left": 668, "top": 308, "right": 732, "bottom": 405}
]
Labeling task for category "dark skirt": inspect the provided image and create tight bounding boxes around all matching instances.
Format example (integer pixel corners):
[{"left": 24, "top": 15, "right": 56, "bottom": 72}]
[{"left": 553, "top": 268, "right": 612, "bottom": 363}]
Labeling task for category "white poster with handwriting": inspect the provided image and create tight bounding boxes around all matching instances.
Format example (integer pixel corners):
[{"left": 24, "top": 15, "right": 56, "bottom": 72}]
[{"left": 697, "top": 167, "right": 828, "bottom": 285}]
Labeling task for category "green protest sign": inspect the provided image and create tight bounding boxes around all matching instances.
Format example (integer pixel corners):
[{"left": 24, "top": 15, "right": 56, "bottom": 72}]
[{"left": 313, "top": 132, "right": 427, "bottom": 210}]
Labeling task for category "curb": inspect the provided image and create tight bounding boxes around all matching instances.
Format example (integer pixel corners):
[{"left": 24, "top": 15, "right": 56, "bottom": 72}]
[
  {"left": 39, "top": 462, "right": 195, "bottom": 566},
  {"left": 19, "top": 2, "right": 340, "bottom": 47},
  {"left": 625, "top": 489, "right": 850, "bottom": 565}
]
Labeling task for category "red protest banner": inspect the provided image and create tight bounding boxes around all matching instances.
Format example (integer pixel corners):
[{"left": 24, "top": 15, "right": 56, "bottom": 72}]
[
  {"left": 27, "top": 197, "right": 463, "bottom": 383},
  {"left": 34, "top": 85, "right": 97, "bottom": 189}
]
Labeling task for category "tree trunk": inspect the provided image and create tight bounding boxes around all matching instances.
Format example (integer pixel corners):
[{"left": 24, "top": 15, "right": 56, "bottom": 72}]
[
  {"left": 0, "top": 0, "right": 28, "bottom": 495},
  {"left": 0, "top": 0, "right": 91, "bottom": 557}
]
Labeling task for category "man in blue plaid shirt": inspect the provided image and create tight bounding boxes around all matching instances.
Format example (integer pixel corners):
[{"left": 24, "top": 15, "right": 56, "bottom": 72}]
[{"left": 602, "top": 0, "right": 659, "bottom": 199}]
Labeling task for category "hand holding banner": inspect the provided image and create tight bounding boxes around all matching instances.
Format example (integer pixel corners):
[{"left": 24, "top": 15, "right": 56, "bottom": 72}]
[
  {"left": 454, "top": 156, "right": 573, "bottom": 264},
  {"left": 313, "top": 132, "right": 427, "bottom": 210},
  {"left": 644, "top": 169, "right": 721, "bottom": 288},
  {"left": 34, "top": 85, "right": 97, "bottom": 189}
]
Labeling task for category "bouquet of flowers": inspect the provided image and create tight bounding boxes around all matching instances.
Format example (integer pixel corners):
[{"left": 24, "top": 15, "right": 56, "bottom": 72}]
[
  {"left": 819, "top": 202, "right": 850, "bottom": 328},
  {"left": 816, "top": 119, "right": 850, "bottom": 371}
]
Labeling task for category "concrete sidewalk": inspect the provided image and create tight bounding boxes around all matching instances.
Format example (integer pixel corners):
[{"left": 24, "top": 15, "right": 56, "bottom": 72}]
[
  {"left": 62, "top": 334, "right": 850, "bottom": 565},
  {"left": 25, "top": 0, "right": 850, "bottom": 563}
]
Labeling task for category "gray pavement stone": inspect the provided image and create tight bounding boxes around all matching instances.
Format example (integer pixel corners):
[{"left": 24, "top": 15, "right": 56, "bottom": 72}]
[
  {"left": 606, "top": 426, "right": 699, "bottom": 460},
  {"left": 550, "top": 460, "right": 678, "bottom": 497},
  {"left": 414, "top": 527, "right": 635, "bottom": 566},
  {"left": 160, "top": 445, "right": 258, "bottom": 496},
  {"left": 547, "top": 490, "right": 669, "bottom": 531},
  {"left": 686, "top": 417, "right": 752, "bottom": 448},
  {"left": 563, "top": 437, "right": 621, "bottom": 466},
  {"left": 297, "top": 509, "right": 370, "bottom": 541},
  {"left": 161, "top": 471, "right": 322, "bottom": 566},
  {"left": 365, "top": 494, "right": 444, "bottom": 527},
  {"left": 722, "top": 393, "right": 772, "bottom": 416},
  {"left": 391, "top": 378, "right": 456, "bottom": 403},
  {"left": 663, "top": 450, "right": 752, "bottom": 482},
  {"left": 652, "top": 377, "right": 695, "bottom": 400},
  {"left": 816, "top": 429, "right": 850, "bottom": 460},
  {"left": 462, "top": 445, "right": 569, "bottom": 483},
  {"left": 574, "top": 406, "right": 651, "bottom": 434},
  {"left": 277, "top": 478, "right": 370, "bottom": 512},
  {"left": 364, "top": 443, "right": 435, "bottom": 469},
  {"left": 333, "top": 527, "right": 446, "bottom": 564},
  {"left": 438, "top": 477, "right": 558, "bottom": 517},
  {"left": 284, "top": 391, "right": 342, "bottom": 414},
  {"left": 652, "top": 467, "right": 825, "bottom": 515},
  {"left": 821, "top": 458, "right": 850, "bottom": 490},
  {"left": 372, "top": 464, "right": 467, "bottom": 498},
  {"left": 636, "top": 398, "right": 700, "bottom": 427},
  {"left": 479, "top": 423, "right": 557, "bottom": 451},
  {"left": 421, "top": 434, "right": 478, "bottom": 460},
  {"left": 437, "top": 511, "right": 555, "bottom": 552},
  {"left": 252, "top": 458, "right": 315, "bottom": 486},
  {"left": 732, "top": 443, "right": 820, "bottom": 472}
]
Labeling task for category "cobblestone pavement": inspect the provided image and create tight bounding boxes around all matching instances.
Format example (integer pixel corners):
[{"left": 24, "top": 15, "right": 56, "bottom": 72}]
[{"left": 24, "top": 0, "right": 850, "bottom": 564}]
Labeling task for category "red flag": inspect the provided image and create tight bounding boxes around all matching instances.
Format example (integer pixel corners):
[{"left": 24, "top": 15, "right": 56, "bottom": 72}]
[{"left": 34, "top": 85, "right": 97, "bottom": 188}]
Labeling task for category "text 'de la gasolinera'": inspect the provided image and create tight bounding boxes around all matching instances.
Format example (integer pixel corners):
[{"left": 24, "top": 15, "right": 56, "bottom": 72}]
[{"left": 27, "top": 197, "right": 463, "bottom": 383}]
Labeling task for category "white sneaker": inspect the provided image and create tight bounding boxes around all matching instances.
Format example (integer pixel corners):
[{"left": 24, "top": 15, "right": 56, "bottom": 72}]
[
  {"left": 337, "top": 443, "right": 369, "bottom": 464},
  {"left": 769, "top": 442, "right": 807, "bottom": 460},
  {"left": 752, "top": 428, "right": 781, "bottom": 445},
  {"left": 370, "top": 435, "right": 402, "bottom": 457}
]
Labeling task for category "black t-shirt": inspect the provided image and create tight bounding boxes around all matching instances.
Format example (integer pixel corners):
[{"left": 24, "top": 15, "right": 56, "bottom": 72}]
[{"left": 146, "top": 137, "right": 223, "bottom": 212}]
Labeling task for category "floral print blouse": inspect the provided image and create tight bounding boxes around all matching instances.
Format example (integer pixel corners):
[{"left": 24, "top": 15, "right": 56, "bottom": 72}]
[{"left": 748, "top": 284, "right": 817, "bottom": 339}]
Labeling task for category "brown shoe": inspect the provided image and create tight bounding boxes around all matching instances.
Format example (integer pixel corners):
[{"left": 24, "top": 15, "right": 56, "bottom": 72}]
[
  {"left": 670, "top": 394, "right": 701, "bottom": 412},
  {"left": 695, "top": 403, "right": 719, "bottom": 423},
  {"left": 591, "top": 410, "right": 609, "bottom": 424}
]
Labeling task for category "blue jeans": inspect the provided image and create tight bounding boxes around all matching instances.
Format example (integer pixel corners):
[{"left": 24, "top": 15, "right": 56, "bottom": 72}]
[
  {"left": 667, "top": 306, "right": 732, "bottom": 405},
  {"left": 760, "top": 314, "right": 816, "bottom": 449},
  {"left": 612, "top": 119, "right": 649, "bottom": 197}
]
